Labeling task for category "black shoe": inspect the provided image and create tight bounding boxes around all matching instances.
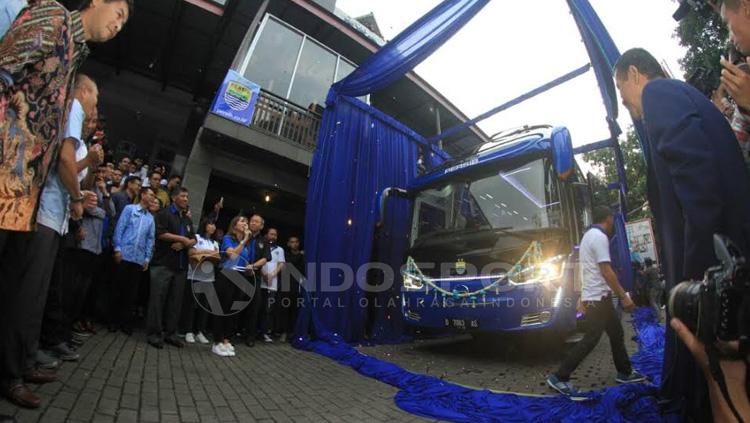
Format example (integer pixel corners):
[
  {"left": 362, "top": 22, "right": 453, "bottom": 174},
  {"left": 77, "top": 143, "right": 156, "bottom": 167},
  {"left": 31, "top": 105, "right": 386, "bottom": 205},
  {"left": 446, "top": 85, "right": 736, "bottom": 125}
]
[
  {"left": 245, "top": 338, "right": 255, "bottom": 347},
  {"left": 147, "top": 339, "right": 164, "bottom": 349},
  {"left": 49, "top": 343, "right": 79, "bottom": 361},
  {"left": 164, "top": 335, "right": 184, "bottom": 348},
  {"left": 121, "top": 327, "right": 133, "bottom": 336}
]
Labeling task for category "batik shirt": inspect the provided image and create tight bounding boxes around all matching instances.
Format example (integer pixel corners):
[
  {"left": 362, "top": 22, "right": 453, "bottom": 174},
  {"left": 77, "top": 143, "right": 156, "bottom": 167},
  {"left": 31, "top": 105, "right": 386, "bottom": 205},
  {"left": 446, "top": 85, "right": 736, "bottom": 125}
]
[{"left": 0, "top": 0, "right": 89, "bottom": 231}]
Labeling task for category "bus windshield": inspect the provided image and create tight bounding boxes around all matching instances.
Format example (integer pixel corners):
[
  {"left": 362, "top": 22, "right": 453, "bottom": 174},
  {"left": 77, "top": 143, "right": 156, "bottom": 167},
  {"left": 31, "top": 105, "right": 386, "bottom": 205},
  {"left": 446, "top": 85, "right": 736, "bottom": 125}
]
[{"left": 411, "top": 158, "right": 563, "bottom": 246}]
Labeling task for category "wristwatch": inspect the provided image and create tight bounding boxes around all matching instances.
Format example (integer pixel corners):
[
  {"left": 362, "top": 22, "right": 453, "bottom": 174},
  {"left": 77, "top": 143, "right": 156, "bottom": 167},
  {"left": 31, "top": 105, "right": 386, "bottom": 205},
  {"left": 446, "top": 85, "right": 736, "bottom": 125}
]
[{"left": 71, "top": 194, "right": 85, "bottom": 203}]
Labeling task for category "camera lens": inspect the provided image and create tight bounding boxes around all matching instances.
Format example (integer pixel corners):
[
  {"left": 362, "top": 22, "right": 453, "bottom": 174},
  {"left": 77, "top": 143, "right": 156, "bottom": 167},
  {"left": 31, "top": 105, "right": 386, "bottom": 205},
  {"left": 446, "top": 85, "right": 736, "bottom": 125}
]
[{"left": 668, "top": 281, "right": 703, "bottom": 332}]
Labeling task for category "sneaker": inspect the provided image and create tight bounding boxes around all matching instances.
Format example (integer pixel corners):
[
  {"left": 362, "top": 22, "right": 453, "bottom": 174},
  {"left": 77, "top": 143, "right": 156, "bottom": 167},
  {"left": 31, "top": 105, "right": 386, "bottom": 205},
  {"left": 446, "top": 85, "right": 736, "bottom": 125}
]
[
  {"left": 35, "top": 350, "right": 60, "bottom": 370},
  {"left": 546, "top": 374, "right": 578, "bottom": 396},
  {"left": 223, "top": 342, "right": 235, "bottom": 354},
  {"left": 164, "top": 335, "right": 185, "bottom": 348},
  {"left": 195, "top": 333, "right": 210, "bottom": 344},
  {"left": 263, "top": 334, "right": 273, "bottom": 343},
  {"left": 49, "top": 343, "right": 80, "bottom": 362},
  {"left": 211, "top": 343, "right": 230, "bottom": 357},
  {"left": 616, "top": 371, "right": 647, "bottom": 384},
  {"left": 185, "top": 333, "right": 196, "bottom": 344}
]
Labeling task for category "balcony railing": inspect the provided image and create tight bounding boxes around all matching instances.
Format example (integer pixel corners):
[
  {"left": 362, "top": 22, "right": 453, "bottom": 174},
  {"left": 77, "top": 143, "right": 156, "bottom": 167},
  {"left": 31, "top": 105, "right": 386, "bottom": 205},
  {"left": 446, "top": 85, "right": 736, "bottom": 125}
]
[{"left": 251, "top": 90, "right": 322, "bottom": 150}]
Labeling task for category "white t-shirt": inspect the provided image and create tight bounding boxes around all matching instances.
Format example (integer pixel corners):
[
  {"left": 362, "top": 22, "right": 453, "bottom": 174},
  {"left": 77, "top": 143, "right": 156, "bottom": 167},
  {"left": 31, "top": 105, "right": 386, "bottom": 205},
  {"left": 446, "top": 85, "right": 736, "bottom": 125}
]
[
  {"left": 261, "top": 245, "right": 286, "bottom": 291},
  {"left": 579, "top": 227, "right": 613, "bottom": 301},
  {"left": 188, "top": 234, "right": 220, "bottom": 282}
]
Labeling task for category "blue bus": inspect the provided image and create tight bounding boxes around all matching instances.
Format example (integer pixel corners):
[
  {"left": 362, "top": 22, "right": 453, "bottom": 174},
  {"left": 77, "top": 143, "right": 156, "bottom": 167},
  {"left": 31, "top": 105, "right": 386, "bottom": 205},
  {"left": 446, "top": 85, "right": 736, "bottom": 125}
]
[{"left": 396, "top": 125, "right": 594, "bottom": 337}]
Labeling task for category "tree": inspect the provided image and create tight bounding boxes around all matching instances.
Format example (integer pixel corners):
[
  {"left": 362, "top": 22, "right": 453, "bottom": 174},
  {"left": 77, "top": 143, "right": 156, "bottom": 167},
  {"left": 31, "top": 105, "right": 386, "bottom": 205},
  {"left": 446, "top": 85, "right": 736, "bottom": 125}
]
[
  {"left": 582, "top": 127, "right": 650, "bottom": 221},
  {"left": 674, "top": 6, "right": 728, "bottom": 92}
]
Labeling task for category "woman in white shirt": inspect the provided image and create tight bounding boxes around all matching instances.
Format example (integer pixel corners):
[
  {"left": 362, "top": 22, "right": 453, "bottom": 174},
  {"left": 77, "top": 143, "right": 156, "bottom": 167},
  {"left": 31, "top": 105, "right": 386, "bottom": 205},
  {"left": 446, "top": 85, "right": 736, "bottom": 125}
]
[{"left": 181, "top": 218, "right": 220, "bottom": 346}]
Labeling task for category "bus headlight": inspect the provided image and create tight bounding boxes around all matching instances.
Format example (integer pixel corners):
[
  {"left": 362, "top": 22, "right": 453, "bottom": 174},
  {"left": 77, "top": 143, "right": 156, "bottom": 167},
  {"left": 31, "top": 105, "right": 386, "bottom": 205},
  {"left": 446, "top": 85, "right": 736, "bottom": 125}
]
[
  {"left": 402, "top": 274, "right": 424, "bottom": 290},
  {"left": 510, "top": 255, "right": 566, "bottom": 286}
]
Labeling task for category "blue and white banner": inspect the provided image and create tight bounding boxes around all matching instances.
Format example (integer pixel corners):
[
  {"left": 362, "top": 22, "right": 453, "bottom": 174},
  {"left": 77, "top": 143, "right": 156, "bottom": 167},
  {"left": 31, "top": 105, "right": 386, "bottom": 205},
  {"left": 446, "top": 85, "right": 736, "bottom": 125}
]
[{"left": 210, "top": 70, "right": 261, "bottom": 126}]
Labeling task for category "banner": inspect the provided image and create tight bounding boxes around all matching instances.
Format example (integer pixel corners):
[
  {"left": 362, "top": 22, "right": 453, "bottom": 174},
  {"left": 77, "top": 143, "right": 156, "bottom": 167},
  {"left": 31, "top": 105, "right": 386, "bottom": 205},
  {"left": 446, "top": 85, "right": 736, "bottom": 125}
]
[
  {"left": 625, "top": 218, "right": 659, "bottom": 264},
  {"left": 210, "top": 70, "right": 260, "bottom": 126}
]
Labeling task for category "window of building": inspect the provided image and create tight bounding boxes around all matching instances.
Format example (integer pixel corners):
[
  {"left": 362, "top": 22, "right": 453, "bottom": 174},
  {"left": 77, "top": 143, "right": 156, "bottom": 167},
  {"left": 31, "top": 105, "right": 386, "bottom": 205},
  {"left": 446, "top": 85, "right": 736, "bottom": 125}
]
[
  {"left": 243, "top": 17, "right": 303, "bottom": 98},
  {"left": 240, "top": 15, "right": 361, "bottom": 109}
]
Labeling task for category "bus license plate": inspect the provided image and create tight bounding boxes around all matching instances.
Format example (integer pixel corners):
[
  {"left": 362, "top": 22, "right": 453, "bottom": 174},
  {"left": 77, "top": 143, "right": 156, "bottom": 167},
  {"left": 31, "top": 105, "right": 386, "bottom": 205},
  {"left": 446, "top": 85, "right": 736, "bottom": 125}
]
[{"left": 444, "top": 318, "right": 479, "bottom": 330}]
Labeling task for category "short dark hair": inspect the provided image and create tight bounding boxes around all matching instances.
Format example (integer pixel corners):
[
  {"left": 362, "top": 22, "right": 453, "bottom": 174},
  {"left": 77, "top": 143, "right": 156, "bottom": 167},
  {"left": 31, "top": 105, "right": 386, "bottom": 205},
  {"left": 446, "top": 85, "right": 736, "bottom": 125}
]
[
  {"left": 140, "top": 187, "right": 155, "bottom": 197},
  {"left": 267, "top": 227, "right": 278, "bottom": 235},
  {"left": 124, "top": 175, "right": 141, "bottom": 186},
  {"left": 169, "top": 175, "right": 181, "bottom": 181},
  {"left": 119, "top": 155, "right": 131, "bottom": 163},
  {"left": 170, "top": 186, "right": 188, "bottom": 198},
  {"left": 592, "top": 205, "right": 613, "bottom": 223},
  {"left": 644, "top": 257, "right": 654, "bottom": 267},
  {"left": 614, "top": 48, "right": 667, "bottom": 81},
  {"left": 149, "top": 171, "right": 162, "bottom": 179},
  {"left": 79, "top": 0, "right": 134, "bottom": 15}
]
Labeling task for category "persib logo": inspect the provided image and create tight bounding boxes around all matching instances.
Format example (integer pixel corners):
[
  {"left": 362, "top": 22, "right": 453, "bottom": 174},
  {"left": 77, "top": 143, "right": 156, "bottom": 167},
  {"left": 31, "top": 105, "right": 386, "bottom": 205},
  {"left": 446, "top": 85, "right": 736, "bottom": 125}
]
[{"left": 224, "top": 81, "right": 252, "bottom": 112}]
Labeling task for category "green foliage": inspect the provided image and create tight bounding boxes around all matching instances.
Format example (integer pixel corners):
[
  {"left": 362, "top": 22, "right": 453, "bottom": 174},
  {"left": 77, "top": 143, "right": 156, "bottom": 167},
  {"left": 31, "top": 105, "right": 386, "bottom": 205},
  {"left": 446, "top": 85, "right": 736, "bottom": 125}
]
[
  {"left": 582, "top": 128, "right": 649, "bottom": 220},
  {"left": 674, "top": 9, "right": 728, "bottom": 83}
]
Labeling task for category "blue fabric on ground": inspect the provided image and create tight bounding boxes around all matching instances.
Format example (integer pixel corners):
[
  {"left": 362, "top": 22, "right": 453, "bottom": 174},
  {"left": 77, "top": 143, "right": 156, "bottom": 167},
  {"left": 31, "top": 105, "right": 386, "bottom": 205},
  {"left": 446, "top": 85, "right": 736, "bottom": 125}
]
[{"left": 294, "top": 307, "right": 666, "bottom": 422}]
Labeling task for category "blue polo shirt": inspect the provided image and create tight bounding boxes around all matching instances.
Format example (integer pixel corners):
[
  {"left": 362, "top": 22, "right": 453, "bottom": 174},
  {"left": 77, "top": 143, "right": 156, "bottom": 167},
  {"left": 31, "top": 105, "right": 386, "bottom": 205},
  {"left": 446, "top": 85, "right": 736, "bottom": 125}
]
[{"left": 221, "top": 235, "right": 250, "bottom": 269}]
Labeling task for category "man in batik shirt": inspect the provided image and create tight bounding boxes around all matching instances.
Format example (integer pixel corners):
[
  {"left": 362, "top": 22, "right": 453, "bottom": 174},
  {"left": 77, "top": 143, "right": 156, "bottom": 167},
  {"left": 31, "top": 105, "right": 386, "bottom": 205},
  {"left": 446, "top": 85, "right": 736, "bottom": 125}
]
[{"left": 0, "top": 0, "right": 131, "bottom": 409}]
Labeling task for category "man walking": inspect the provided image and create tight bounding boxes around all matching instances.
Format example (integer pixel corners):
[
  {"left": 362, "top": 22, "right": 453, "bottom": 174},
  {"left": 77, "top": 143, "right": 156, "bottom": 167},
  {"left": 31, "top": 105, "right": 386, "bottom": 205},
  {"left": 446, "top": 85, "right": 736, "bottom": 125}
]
[
  {"left": 614, "top": 47, "right": 750, "bottom": 420},
  {"left": 147, "top": 187, "right": 195, "bottom": 348},
  {"left": 547, "top": 206, "right": 645, "bottom": 395}
]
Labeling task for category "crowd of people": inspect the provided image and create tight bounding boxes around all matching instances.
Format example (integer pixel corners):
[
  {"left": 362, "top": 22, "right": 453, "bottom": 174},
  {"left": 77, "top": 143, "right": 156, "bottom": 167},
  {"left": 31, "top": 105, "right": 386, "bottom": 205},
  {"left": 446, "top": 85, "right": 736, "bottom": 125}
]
[{"left": 0, "top": 0, "right": 308, "bottom": 411}]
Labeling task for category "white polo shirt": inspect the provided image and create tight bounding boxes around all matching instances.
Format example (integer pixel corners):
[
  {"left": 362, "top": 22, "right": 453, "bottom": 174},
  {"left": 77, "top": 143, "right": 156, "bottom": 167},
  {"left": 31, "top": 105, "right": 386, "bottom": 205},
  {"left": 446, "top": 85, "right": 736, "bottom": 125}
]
[
  {"left": 579, "top": 227, "right": 613, "bottom": 301},
  {"left": 261, "top": 244, "right": 286, "bottom": 291}
]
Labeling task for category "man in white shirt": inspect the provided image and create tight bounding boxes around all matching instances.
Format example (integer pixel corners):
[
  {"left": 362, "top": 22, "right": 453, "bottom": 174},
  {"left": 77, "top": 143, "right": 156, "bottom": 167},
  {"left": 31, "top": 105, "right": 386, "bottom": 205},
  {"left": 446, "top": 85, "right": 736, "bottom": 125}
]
[
  {"left": 260, "top": 227, "right": 285, "bottom": 342},
  {"left": 547, "top": 206, "right": 645, "bottom": 395}
]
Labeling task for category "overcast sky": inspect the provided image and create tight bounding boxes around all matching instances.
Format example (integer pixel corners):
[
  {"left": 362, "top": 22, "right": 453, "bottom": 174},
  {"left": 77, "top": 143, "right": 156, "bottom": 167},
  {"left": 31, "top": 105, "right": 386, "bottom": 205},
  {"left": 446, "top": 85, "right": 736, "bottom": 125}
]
[{"left": 336, "top": 0, "right": 687, "bottom": 154}]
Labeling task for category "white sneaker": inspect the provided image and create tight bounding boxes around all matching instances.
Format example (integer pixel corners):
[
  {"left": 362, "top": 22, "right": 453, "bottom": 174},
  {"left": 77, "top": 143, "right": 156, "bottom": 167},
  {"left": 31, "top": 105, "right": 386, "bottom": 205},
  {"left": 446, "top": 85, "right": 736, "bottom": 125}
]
[
  {"left": 195, "top": 332, "right": 210, "bottom": 344},
  {"left": 263, "top": 334, "right": 273, "bottom": 343},
  {"left": 185, "top": 333, "right": 196, "bottom": 344},
  {"left": 223, "top": 342, "right": 236, "bottom": 356},
  {"left": 211, "top": 343, "right": 230, "bottom": 357}
]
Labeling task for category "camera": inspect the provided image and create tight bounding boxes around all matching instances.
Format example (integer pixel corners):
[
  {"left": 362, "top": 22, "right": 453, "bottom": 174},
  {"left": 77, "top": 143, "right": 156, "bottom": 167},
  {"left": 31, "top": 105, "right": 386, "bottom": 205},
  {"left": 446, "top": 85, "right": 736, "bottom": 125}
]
[{"left": 669, "top": 235, "right": 750, "bottom": 345}]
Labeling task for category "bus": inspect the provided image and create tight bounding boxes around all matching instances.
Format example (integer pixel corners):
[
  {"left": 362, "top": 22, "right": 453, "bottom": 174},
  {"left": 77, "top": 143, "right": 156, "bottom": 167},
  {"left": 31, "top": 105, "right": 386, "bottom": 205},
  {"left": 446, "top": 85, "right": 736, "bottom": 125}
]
[{"left": 395, "top": 125, "right": 593, "bottom": 337}]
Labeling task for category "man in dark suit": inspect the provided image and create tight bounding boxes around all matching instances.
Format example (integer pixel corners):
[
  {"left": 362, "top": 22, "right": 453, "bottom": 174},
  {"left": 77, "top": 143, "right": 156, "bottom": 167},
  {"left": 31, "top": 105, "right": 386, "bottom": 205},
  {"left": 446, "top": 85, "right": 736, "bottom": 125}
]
[{"left": 614, "top": 48, "right": 750, "bottom": 421}]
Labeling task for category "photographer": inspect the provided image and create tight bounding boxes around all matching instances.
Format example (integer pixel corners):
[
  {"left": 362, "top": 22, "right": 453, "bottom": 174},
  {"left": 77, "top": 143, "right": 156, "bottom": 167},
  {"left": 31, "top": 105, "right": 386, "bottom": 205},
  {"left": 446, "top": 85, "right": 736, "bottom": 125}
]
[{"left": 671, "top": 318, "right": 750, "bottom": 422}]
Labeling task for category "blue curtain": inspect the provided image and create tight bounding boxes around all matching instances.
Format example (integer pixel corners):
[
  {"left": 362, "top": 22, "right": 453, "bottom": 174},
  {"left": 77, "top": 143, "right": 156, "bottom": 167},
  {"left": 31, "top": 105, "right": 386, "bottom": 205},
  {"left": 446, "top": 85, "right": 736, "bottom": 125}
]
[
  {"left": 327, "top": 0, "right": 490, "bottom": 103},
  {"left": 300, "top": 96, "right": 419, "bottom": 342},
  {"left": 300, "top": 0, "right": 490, "bottom": 343}
]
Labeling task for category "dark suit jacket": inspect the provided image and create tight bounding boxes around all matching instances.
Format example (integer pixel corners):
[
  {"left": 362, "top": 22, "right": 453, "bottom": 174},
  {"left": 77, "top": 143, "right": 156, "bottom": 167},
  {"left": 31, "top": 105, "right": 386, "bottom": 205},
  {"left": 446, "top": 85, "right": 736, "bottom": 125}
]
[{"left": 640, "top": 78, "right": 750, "bottom": 418}]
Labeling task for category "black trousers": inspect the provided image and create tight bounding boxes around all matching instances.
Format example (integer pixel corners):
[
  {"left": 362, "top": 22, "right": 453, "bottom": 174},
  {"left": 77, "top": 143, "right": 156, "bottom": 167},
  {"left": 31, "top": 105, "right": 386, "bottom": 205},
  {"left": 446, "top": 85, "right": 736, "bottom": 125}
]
[
  {"left": 179, "top": 279, "right": 210, "bottom": 334},
  {"left": 39, "top": 244, "right": 74, "bottom": 349},
  {"left": 114, "top": 261, "right": 145, "bottom": 331},
  {"left": 555, "top": 295, "right": 632, "bottom": 381},
  {"left": 212, "top": 271, "right": 261, "bottom": 342},
  {"left": 275, "top": 281, "right": 300, "bottom": 335},
  {"left": 68, "top": 250, "right": 98, "bottom": 324},
  {"left": 0, "top": 227, "right": 60, "bottom": 385},
  {"left": 147, "top": 265, "right": 186, "bottom": 341}
]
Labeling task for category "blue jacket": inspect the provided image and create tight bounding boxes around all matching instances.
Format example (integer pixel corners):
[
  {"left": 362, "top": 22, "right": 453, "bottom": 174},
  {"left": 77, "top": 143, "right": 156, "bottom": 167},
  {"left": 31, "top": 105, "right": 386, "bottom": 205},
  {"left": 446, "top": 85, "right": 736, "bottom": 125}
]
[
  {"left": 113, "top": 204, "right": 155, "bottom": 266},
  {"left": 640, "top": 78, "right": 750, "bottom": 417}
]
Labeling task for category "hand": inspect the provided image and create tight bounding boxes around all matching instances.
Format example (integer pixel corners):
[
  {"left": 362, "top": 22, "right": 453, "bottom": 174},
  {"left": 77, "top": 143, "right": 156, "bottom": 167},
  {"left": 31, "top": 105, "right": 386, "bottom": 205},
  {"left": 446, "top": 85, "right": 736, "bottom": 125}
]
[
  {"left": 621, "top": 294, "right": 636, "bottom": 313},
  {"left": 70, "top": 201, "right": 84, "bottom": 220},
  {"left": 82, "top": 190, "right": 97, "bottom": 209},
  {"left": 75, "top": 227, "right": 86, "bottom": 242},
  {"left": 87, "top": 144, "right": 104, "bottom": 167},
  {"left": 143, "top": 261, "right": 149, "bottom": 271},
  {"left": 113, "top": 251, "right": 122, "bottom": 264},
  {"left": 171, "top": 242, "right": 185, "bottom": 251},
  {"left": 721, "top": 58, "right": 750, "bottom": 110},
  {"left": 96, "top": 178, "right": 107, "bottom": 193}
]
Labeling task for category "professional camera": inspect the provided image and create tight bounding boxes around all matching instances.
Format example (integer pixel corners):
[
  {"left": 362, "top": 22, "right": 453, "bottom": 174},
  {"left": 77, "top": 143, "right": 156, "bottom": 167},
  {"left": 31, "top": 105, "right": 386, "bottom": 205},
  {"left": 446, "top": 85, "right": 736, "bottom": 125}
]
[{"left": 668, "top": 235, "right": 750, "bottom": 346}]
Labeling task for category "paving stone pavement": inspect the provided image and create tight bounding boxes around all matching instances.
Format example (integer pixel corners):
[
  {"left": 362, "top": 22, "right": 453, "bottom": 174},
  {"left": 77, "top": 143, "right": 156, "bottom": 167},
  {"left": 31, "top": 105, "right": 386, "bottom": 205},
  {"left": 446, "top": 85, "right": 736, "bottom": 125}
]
[
  {"left": 359, "top": 312, "right": 646, "bottom": 395},
  {"left": 0, "top": 331, "right": 436, "bottom": 423}
]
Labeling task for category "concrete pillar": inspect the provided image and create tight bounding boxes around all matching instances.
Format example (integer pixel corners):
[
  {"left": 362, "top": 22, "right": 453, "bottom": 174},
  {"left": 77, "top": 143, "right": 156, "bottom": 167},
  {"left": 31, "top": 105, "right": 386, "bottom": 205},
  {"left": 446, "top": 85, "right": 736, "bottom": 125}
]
[{"left": 182, "top": 127, "right": 213, "bottom": 225}]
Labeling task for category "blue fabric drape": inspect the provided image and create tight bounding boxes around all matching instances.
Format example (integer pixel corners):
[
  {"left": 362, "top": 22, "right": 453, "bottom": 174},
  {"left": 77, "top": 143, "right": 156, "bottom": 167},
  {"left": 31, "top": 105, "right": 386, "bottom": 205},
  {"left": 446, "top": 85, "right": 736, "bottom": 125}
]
[
  {"left": 301, "top": 96, "right": 418, "bottom": 342},
  {"left": 327, "top": 0, "right": 490, "bottom": 103},
  {"left": 294, "top": 306, "right": 665, "bottom": 422}
]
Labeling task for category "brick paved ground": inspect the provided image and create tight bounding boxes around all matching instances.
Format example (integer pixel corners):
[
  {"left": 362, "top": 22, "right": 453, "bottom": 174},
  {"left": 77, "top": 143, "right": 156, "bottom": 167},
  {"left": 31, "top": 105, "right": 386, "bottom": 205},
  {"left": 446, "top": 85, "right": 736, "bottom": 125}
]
[
  {"left": 359, "top": 313, "right": 644, "bottom": 395},
  {"left": 0, "top": 331, "right": 434, "bottom": 423}
]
